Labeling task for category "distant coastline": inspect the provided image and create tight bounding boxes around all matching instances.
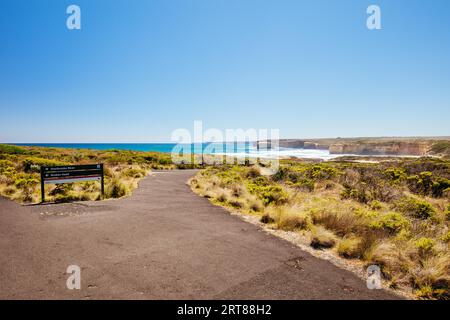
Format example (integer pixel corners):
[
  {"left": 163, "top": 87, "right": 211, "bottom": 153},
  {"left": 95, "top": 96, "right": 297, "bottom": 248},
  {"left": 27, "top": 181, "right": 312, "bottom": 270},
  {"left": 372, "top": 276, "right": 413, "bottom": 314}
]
[{"left": 10, "top": 137, "right": 450, "bottom": 160}]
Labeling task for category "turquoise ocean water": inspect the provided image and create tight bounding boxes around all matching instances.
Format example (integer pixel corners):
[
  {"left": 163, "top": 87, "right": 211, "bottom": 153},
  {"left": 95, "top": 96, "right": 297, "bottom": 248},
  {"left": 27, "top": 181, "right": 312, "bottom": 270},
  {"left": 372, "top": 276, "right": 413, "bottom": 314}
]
[{"left": 12, "top": 143, "right": 338, "bottom": 160}]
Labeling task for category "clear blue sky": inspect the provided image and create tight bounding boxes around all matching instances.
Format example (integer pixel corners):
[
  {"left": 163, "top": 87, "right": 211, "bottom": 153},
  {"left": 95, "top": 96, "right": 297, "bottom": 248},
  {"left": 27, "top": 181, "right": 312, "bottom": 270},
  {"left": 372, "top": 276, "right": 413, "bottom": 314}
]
[{"left": 1, "top": 0, "right": 449, "bottom": 142}]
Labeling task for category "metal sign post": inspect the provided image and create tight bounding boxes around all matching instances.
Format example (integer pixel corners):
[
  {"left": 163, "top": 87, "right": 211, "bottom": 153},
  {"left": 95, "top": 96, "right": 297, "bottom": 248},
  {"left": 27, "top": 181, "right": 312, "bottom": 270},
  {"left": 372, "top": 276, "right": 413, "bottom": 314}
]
[{"left": 40, "top": 164, "right": 104, "bottom": 203}]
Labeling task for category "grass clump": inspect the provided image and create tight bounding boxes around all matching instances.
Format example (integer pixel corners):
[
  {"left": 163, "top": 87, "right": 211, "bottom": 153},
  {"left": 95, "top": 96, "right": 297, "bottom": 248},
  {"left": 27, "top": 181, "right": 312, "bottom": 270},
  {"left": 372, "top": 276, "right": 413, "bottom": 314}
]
[
  {"left": 310, "top": 226, "right": 337, "bottom": 249},
  {"left": 271, "top": 206, "right": 310, "bottom": 231},
  {"left": 414, "top": 238, "right": 435, "bottom": 257},
  {"left": 106, "top": 178, "right": 128, "bottom": 198},
  {"left": 337, "top": 237, "right": 363, "bottom": 259}
]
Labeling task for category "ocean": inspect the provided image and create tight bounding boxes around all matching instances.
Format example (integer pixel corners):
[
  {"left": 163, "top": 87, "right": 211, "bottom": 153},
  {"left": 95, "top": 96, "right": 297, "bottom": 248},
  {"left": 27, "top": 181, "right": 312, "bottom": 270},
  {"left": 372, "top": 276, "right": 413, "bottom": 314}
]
[{"left": 12, "top": 143, "right": 340, "bottom": 160}]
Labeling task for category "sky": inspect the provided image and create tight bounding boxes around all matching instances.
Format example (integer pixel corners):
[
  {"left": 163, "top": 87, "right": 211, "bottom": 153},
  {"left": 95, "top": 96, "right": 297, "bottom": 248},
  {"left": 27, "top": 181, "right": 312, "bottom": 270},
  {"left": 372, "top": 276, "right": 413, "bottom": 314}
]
[{"left": 1, "top": 0, "right": 449, "bottom": 143}]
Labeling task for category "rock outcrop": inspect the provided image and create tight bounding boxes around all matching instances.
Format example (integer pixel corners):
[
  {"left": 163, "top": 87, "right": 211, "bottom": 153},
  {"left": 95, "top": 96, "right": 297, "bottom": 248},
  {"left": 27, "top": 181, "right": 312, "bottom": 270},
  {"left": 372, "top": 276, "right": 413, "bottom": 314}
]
[
  {"left": 329, "top": 142, "right": 430, "bottom": 155},
  {"left": 256, "top": 138, "right": 442, "bottom": 156}
]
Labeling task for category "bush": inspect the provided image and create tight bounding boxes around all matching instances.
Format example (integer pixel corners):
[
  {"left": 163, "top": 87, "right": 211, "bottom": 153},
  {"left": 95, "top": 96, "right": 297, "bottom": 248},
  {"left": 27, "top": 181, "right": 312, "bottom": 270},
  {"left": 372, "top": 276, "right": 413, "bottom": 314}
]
[
  {"left": 310, "top": 226, "right": 337, "bottom": 249},
  {"left": 307, "top": 164, "right": 340, "bottom": 181},
  {"left": 123, "top": 168, "right": 146, "bottom": 178},
  {"left": 260, "top": 214, "right": 275, "bottom": 224},
  {"left": 106, "top": 179, "right": 128, "bottom": 198},
  {"left": 384, "top": 168, "right": 406, "bottom": 182},
  {"left": 247, "top": 183, "right": 288, "bottom": 205},
  {"left": 0, "top": 160, "right": 15, "bottom": 173},
  {"left": 441, "top": 231, "right": 450, "bottom": 243},
  {"left": 337, "top": 237, "right": 363, "bottom": 259},
  {"left": 395, "top": 197, "right": 436, "bottom": 220},
  {"left": 370, "top": 200, "right": 383, "bottom": 210},
  {"left": 0, "top": 144, "right": 27, "bottom": 155},
  {"left": 414, "top": 238, "right": 435, "bottom": 257},
  {"left": 431, "top": 178, "right": 450, "bottom": 197},
  {"left": 245, "top": 166, "right": 261, "bottom": 178},
  {"left": 369, "top": 212, "right": 410, "bottom": 235},
  {"left": 13, "top": 173, "right": 39, "bottom": 202},
  {"left": 340, "top": 185, "right": 368, "bottom": 203},
  {"left": 445, "top": 205, "right": 450, "bottom": 221},
  {"left": 290, "top": 178, "right": 315, "bottom": 192}
]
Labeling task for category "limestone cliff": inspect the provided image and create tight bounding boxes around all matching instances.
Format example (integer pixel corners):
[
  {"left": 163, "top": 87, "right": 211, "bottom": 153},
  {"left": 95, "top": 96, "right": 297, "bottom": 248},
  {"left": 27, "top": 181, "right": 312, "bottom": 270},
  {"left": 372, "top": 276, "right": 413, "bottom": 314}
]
[
  {"left": 329, "top": 142, "right": 431, "bottom": 156},
  {"left": 257, "top": 138, "right": 448, "bottom": 156}
]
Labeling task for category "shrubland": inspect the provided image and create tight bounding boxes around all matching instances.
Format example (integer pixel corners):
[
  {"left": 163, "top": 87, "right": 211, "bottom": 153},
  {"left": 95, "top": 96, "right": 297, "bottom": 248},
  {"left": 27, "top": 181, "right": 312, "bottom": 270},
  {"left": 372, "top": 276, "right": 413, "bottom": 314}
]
[
  {"left": 0, "top": 144, "right": 187, "bottom": 203},
  {"left": 190, "top": 158, "right": 450, "bottom": 299}
]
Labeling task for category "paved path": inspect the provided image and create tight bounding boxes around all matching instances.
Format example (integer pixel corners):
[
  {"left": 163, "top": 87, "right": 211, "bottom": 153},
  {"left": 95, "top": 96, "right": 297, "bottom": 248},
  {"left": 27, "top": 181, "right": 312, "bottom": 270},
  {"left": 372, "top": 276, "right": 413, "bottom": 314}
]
[{"left": 0, "top": 170, "right": 399, "bottom": 299}]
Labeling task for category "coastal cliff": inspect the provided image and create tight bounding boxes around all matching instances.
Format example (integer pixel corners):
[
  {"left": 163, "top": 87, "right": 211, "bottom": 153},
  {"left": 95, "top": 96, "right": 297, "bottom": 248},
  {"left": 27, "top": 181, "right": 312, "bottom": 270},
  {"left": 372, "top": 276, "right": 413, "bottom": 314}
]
[
  {"left": 257, "top": 137, "right": 450, "bottom": 157},
  {"left": 329, "top": 141, "right": 430, "bottom": 155}
]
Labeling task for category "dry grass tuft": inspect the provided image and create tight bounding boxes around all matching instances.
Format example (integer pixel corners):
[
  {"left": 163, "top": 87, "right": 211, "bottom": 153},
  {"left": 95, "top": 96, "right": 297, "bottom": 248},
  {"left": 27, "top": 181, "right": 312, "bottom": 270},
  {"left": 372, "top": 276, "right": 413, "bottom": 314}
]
[
  {"left": 337, "top": 237, "right": 363, "bottom": 259},
  {"left": 310, "top": 226, "right": 337, "bottom": 249}
]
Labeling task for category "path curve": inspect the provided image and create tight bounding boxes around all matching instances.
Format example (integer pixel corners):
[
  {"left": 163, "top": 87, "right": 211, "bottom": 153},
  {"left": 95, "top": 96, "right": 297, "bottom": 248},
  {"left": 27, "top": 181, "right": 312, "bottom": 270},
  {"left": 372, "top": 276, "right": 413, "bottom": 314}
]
[{"left": 0, "top": 170, "right": 400, "bottom": 299}]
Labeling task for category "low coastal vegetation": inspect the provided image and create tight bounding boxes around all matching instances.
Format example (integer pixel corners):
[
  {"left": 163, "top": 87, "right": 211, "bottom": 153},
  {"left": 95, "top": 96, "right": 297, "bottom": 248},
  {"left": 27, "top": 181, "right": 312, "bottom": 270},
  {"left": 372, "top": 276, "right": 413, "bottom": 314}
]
[
  {"left": 1, "top": 143, "right": 449, "bottom": 299},
  {"left": 0, "top": 144, "right": 183, "bottom": 203},
  {"left": 190, "top": 158, "right": 450, "bottom": 299}
]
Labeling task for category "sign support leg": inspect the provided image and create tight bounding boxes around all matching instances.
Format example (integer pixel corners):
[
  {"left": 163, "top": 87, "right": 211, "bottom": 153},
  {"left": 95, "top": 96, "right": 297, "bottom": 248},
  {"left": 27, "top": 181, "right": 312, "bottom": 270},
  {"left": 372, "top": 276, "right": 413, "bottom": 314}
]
[
  {"left": 40, "top": 167, "right": 45, "bottom": 203},
  {"left": 100, "top": 164, "right": 105, "bottom": 199}
]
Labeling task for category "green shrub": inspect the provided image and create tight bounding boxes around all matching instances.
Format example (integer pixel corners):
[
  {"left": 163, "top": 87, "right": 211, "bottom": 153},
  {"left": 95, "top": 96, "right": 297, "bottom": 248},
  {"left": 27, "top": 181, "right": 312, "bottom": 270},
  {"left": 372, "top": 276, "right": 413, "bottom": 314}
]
[
  {"left": 369, "top": 212, "right": 410, "bottom": 234},
  {"left": 0, "top": 160, "right": 16, "bottom": 177},
  {"left": 384, "top": 168, "right": 406, "bottom": 182},
  {"left": 307, "top": 164, "right": 340, "bottom": 181},
  {"left": 245, "top": 166, "right": 261, "bottom": 178},
  {"left": 14, "top": 174, "right": 39, "bottom": 189},
  {"left": 291, "top": 178, "right": 315, "bottom": 192},
  {"left": 340, "top": 185, "right": 368, "bottom": 203},
  {"left": 370, "top": 200, "right": 383, "bottom": 210},
  {"left": 271, "top": 167, "right": 290, "bottom": 181},
  {"left": 0, "top": 144, "right": 27, "bottom": 155},
  {"left": 247, "top": 183, "right": 288, "bottom": 205},
  {"left": 395, "top": 197, "right": 436, "bottom": 220},
  {"left": 13, "top": 173, "right": 39, "bottom": 202},
  {"left": 407, "top": 171, "right": 440, "bottom": 196},
  {"left": 414, "top": 238, "right": 435, "bottom": 257},
  {"left": 431, "top": 178, "right": 450, "bottom": 197},
  {"left": 441, "top": 231, "right": 450, "bottom": 243}
]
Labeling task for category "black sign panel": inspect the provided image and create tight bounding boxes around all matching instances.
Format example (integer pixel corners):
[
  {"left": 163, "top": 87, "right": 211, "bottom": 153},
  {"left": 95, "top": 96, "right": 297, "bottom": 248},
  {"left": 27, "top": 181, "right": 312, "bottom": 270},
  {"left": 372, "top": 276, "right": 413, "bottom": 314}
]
[
  {"left": 43, "top": 169, "right": 102, "bottom": 178},
  {"left": 40, "top": 164, "right": 104, "bottom": 202},
  {"left": 43, "top": 164, "right": 102, "bottom": 172}
]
